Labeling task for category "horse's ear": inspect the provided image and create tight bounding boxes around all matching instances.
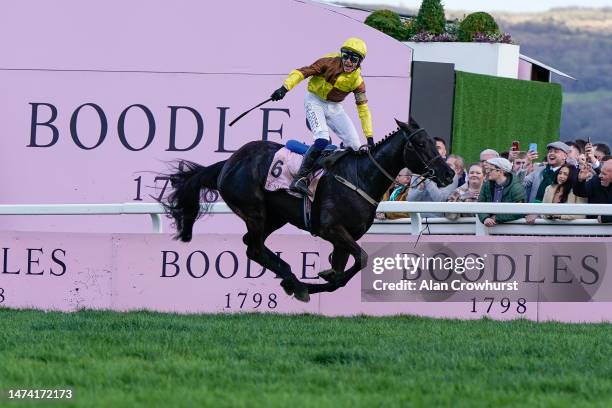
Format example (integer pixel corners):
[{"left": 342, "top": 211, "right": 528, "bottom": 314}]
[
  {"left": 395, "top": 118, "right": 410, "bottom": 131},
  {"left": 408, "top": 117, "right": 420, "bottom": 128}
]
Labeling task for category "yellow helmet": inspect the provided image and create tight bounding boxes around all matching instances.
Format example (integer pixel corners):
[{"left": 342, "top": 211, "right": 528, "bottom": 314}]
[{"left": 341, "top": 37, "right": 367, "bottom": 60}]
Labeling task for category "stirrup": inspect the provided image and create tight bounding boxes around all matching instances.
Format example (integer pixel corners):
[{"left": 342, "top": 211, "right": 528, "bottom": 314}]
[{"left": 291, "top": 177, "right": 312, "bottom": 196}]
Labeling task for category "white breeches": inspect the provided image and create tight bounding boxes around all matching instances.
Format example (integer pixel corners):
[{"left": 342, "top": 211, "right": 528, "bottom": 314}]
[{"left": 304, "top": 92, "right": 361, "bottom": 150}]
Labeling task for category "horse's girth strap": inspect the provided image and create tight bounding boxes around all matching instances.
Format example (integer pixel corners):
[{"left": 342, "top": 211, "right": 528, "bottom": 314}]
[{"left": 334, "top": 175, "right": 378, "bottom": 207}]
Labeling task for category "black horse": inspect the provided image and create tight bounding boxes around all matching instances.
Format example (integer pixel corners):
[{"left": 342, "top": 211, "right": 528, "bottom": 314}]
[{"left": 164, "top": 118, "right": 454, "bottom": 302}]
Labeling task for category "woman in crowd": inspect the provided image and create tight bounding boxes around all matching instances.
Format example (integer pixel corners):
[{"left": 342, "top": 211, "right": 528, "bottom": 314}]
[
  {"left": 376, "top": 169, "right": 411, "bottom": 220},
  {"left": 542, "top": 163, "right": 586, "bottom": 220},
  {"left": 445, "top": 164, "right": 485, "bottom": 221}
]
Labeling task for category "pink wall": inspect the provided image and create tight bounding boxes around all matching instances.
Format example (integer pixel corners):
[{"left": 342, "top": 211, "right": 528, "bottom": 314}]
[
  {"left": 518, "top": 59, "right": 533, "bottom": 80},
  {"left": 1, "top": 231, "right": 610, "bottom": 323},
  {"left": 0, "top": 0, "right": 412, "bottom": 234}
]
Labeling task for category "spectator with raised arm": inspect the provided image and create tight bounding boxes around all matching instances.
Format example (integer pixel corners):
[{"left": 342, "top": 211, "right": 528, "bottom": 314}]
[
  {"left": 407, "top": 157, "right": 462, "bottom": 217},
  {"left": 446, "top": 163, "right": 485, "bottom": 221},
  {"left": 574, "top": 159, "right": 612, "bottom": 223},
  {"left": 565, "top": 141, "right": 583, "bottom": 167},
  {"left": 446, "top": 154, "right": 466, "bottom": 187},
  {"left": 511, "top": 151, "right": 529, "bottom": 174},
  {"left": 434, "top": 137, "right": 447, "bottom": 160},
  {"left": 594, "top": 143, "right": 611, "bottom": 162},
  {"left": 523, "top": 142, "right": 570, "bottom": 223},
  {"left": 512, "top": 150, "right": 539, "bottom": 184},
  {"left": 585, "top": 141, "right": 610, "bottom": 175},
  {"left": 542, "top": 164, "right": 585, "bottom": 220},
  {"left": 524, "top": 141, "right": 570, "bottom": 204},
  {"left": 574, "top": 139, "right": 587, "bottom": 154},
  {"left": 478, "top": 158, "right": 526, "bottom": 227}
]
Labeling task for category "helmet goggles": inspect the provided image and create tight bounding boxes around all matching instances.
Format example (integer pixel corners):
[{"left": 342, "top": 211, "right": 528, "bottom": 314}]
[{"left": 341, "top": 49, "right": 362, "bottom": 64}]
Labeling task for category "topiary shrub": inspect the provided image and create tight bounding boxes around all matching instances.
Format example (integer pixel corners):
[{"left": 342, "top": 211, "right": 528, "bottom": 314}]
[
  {"left": 414, "top": 0, "right": 446, "bottom": 35},
  {"left": 365, "top": 10, "right": 402, "bottom": 40},
  {"left": 458, "top": 12, "right": 500, "bottom": 42},
  {"left": 365, "top": 9, "right": 413, "bottom": 41}
]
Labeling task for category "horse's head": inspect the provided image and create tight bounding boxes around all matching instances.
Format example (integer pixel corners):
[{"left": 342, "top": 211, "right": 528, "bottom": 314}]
[{"left": 396, "top": 118, "right": 455, "bottom": 187}]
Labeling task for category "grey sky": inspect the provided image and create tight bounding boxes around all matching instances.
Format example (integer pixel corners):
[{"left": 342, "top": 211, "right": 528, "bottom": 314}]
[{"left": 341, "top": 0, "right": 612, "bottom": 12}]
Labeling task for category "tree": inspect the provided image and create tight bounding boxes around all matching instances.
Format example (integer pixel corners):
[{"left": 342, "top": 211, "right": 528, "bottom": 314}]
[{"left": 415, "top": 0, "right": 446, "bottom": 35}]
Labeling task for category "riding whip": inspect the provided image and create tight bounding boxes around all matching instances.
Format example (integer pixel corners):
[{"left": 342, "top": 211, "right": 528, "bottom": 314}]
[{"left": 228, "top": 97, "right": 273, "bottom": 127}]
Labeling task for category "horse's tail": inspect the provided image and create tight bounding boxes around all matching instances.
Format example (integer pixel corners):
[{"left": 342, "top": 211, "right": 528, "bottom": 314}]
[{"left": 163, "top": 160, "right": 226, "bottom": 242}]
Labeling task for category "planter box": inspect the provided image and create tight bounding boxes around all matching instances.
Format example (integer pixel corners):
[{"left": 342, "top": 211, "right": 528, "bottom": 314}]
[{"left": 403, "top": 42, "right": 520, "bottom": 79}]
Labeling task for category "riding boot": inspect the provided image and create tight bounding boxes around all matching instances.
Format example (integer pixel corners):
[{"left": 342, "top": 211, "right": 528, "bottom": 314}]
[{"left": 290, "top": 143, "right": 324, "bottom": 196}]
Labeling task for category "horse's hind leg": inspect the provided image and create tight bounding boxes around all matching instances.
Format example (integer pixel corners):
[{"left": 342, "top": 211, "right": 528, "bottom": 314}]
[{"left": 243, "top": 218, "right": 310, "bottom": 302}]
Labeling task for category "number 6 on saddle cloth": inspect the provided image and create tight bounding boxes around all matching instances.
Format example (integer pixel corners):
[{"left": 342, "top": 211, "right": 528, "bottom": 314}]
[{"left": 264, "top": 139, "right": 341, "bottom": 199}]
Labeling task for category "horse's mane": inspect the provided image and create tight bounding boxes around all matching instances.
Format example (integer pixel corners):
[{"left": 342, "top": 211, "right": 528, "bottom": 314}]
[{"left": 352, "top": 126, "right": 402, "bottom": 156}]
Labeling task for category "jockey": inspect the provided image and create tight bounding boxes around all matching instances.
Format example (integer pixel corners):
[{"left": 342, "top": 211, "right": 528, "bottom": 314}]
[{"left": 270, "top": 37, "right": 374, "bottom": 196}]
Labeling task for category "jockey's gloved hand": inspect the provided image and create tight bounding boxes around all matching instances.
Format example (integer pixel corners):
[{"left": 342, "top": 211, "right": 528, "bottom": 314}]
[
  {"left": 367, "top": 137, "right": 375, "bottom": 147},
  {"left": 271, "top": 86, "right": 288, "bottom": 101}
]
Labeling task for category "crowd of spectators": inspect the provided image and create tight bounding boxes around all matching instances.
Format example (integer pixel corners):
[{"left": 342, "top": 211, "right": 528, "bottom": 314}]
[{"left": 380, "top": 137, "right": 612, "bottom": 226}]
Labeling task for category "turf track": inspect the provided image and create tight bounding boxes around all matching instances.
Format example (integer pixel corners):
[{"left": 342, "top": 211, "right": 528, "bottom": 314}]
[{"left": 0, "top": 309, "right": 611, "bottom": 407}]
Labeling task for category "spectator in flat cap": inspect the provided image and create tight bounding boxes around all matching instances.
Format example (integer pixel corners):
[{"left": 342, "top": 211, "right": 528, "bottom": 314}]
[
  {"left": 523, "top": 141, "right": 569, "bottom": 203},
  {"left": 478, "top": 158, "right": 526, "bottom": 227}
]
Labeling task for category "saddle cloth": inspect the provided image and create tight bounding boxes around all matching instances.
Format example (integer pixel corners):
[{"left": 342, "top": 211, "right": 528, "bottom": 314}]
[{"left": 264, "top": 147, "right": 324, "bottom": 201}]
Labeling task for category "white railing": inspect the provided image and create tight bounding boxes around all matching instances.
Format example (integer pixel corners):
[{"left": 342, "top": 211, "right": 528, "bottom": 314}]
[
  {"left": 0, "top": 203, "right": 232, "bottom": 234},
  {"left": 0, "top": 202, "right": 611, "bottom": 236},
  {"left": 375, "top": 202, "right": 612, "bottom": 236}
]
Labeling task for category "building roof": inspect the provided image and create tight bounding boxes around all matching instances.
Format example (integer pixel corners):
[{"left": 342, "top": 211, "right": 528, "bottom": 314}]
[{"left": 519, "top": 54, "right": 576, "bottom": 80}]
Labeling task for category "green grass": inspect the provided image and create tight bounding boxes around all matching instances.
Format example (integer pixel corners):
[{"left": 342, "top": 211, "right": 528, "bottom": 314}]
[{"left": 0, "top": 310, "right": 611, "bottom": 408}]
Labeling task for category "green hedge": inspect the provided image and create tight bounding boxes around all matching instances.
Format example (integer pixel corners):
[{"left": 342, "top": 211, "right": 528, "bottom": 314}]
[{"left": 452, "top": 71, "right": 562, "bottom": 163}]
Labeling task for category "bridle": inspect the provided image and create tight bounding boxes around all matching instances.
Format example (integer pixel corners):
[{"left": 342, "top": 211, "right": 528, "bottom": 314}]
[
  {"left": 333, "top": 127, "right": 447, "bottom": 207},
  {"left": 365, "top": 128, "right": 446, "bottom": 188}
]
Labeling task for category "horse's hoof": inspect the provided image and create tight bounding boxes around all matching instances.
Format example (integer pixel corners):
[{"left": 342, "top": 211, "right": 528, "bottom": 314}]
[
  {"left": 280, "top": 279, "right": 294, "bottom": 296},
  {"left": 293, "top": 285, "right": 311, "bottom": 303},
  {"left": 318, "top": 269, "right": 337, "bottom": 282}
]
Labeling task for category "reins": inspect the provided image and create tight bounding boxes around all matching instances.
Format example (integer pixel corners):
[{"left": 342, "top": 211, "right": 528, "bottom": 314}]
[
  {"left": 334, "top": 128, "right": 444, "bottom": 206},
  {"left": 366, "top": 128, "right": 441, "bottom": 189}
]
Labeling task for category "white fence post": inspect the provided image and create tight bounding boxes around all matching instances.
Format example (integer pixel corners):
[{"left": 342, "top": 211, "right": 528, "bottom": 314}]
[
  {"left": 150, "top": 214, "right": 163, "bottom": 233},
  {"left": 410, "top": 212, "right": 423, "bottom": 235},
  {"left": 475, "top": 217, "right": 488, "bottom": 236}
]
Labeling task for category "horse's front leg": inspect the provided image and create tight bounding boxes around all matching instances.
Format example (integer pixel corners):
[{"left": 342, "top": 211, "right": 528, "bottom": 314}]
[
  {"left": 303, "top": 245, "right": 365, "bottom": 294},
  {"left": 313, "top": 225, "right": 368, "bottom": 292},
  {"left": 318, "top": 245, "right": 350, "bottom": 283}
]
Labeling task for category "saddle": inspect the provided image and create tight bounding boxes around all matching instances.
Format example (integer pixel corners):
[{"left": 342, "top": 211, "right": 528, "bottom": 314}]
[
  {"left": 285, "top": 139, "right": 352, "bottom": 170},
  {"left": 264, "top": 140, "right": 352, "bottom": 199}
]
